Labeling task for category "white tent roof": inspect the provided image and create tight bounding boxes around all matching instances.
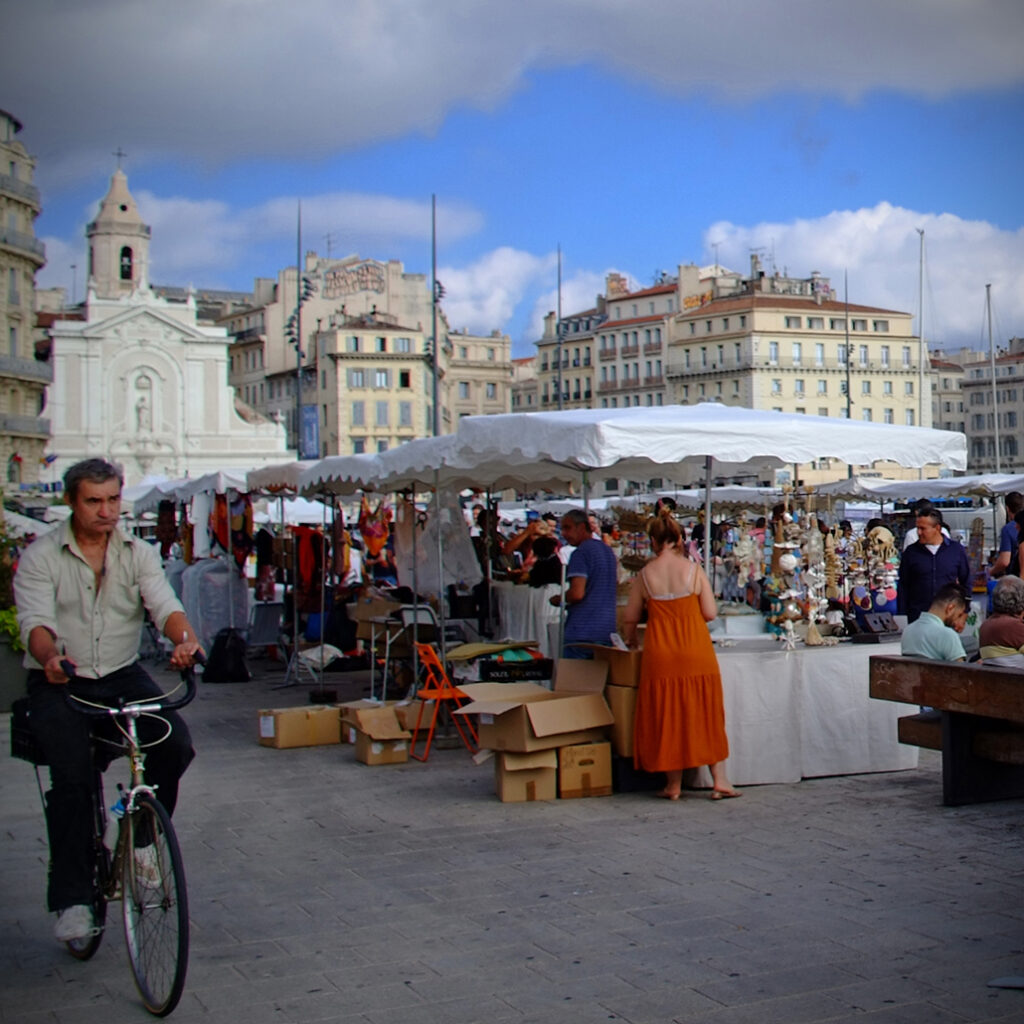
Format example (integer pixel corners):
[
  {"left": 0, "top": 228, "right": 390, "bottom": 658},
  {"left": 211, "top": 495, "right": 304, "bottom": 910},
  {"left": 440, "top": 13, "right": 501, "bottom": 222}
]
[
  {"left": 815, "top": 473, "right": 1024, "bottom": 502},
  {"left": 3, "top": 508, "right": 57, "bottom": 538},
  {"left": 247, "top": 461, "right": 307, "bottom": 493},
  {"left": 298, "top": 453, "right": 384, "bottom": 496},
  {"left": 455, "top": 404, "right": 968, "bottom": 475}
]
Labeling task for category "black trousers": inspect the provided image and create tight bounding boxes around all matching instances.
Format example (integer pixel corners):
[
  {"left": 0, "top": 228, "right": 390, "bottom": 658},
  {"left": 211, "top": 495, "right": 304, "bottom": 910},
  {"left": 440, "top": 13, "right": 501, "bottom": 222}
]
[{"left": 28, "top": 663, "right": 195, "bottom": 912}]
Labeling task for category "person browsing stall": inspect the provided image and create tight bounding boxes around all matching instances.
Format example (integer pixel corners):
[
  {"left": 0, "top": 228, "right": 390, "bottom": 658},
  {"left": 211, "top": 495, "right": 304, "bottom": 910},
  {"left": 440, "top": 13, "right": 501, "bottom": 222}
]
[
  {"left": 900, "top": 583, "right": 970, "bottom": 662},
  {"left": 978, "top": 575, "right": 1024, "bottom": 667},
  {"left": 897, "top": 506, "right": 971, "bottom": 624},
  {"left": 14, "top": 459, "right": 203, "bottom": 944},
  {"left": 989, "top": 492, "right": 1024, "bottom": 578},
  {"left": 551, "top": 507, "right": 617, "bottom": 657}
]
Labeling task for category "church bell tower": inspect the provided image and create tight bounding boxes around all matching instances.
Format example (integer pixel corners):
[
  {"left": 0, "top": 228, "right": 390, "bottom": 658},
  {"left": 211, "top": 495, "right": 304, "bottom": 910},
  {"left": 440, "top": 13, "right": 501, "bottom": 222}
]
[{"left": 86, "top": 166, "right": 152, "bottom": 299}]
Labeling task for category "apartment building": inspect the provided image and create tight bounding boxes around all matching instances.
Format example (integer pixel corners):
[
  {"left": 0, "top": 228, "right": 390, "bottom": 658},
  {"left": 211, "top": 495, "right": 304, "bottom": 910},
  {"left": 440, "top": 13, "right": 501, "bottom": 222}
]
[
  {"left": 535, "top": 307, "right": 599, "bottom": 410},
  {"left": 959, "top": 337, "right": 1024, "bottom": 473},
  {"left": 666, "top": 256, "right": 929, "bottom": 484},
  {"left": 0, "top": 110, "right": 50, "bottom": 485},
  {"left": 930, "top": 353, "right": 967, "bottom": 435},
  {"left": 448, "top": 329, "right": 513, "bottom": 423},
  {"left": 510, "top": 355, "right": 538, "bottom": 412}
]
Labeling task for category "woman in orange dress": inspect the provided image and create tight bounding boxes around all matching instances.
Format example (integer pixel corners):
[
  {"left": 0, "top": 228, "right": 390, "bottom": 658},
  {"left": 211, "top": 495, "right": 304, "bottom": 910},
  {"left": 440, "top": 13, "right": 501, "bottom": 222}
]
[{"left": 622, "top": 511, "right": 739, "bottom": 801}]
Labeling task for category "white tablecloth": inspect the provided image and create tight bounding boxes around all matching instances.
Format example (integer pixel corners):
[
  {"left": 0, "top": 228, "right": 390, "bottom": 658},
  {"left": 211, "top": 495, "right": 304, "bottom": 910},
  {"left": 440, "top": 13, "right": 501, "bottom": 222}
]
[
  {"left": 492, "top": 580, "right": 562, "bottom": 658},
  {"left": 689, "top": 638, "right": 918, "bottom": 787}
]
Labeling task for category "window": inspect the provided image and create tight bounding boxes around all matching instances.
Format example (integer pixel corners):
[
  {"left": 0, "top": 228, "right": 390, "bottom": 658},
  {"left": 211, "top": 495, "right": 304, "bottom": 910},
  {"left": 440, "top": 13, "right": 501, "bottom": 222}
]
[
  {"left": 771, "top": 378, "right": 782, "bottom": 395},
  {"left": 705, "top": 320, "right": 712, "bottom": 333},
  {"left": 792, "top": 342, "right": 802, "bottom": 365},
  {"left": 873, "top": 320, "right": 889, "bottom": 332},
  {"left": 861, "top": 380, "right": 871, "bottom": 395},
  {"left": 353, "top": 438, "right": 366, "bottom": 454},
  {"left": 785, "top": 316, "right": 801, "bottom": 329},
  {"left": 348, "top": 368, "right": 365, "bottom": 388},
  {"left": 817, "top": 379, "right": 827, "bottom": 395},
  {"left": 830, "top": 318, "right": 846, "bottom": 330},
  {"left": 377, "top": 440, "right": 388, "bottom": 453},
  {"left": 814, "top": 343, "right": 824, "bottom": 366},
  {"left": 320, "top": 369, "right": 326, "bottom": 389},
  {"left": 905, "top": 409, "right": 915, "bottom": 426},
  {"left": 768, "top": 341, "right": 779, "bottom": 364},
  {"left": 684, "top": 350, "right": 691, "bottom": 369},
  {"left": 700, "top": 347, "right": 707, "bottom": 367},
  {"left": 375, "top": 337, "right": 387, "bottom": 353},
  {"left": 858, "top": 345, "right": 868, "bottom": 366},
  {"left": 722, "top": 318, "right": 729, "bottom": 330},
  {"left": 399, "top": 401, "right": 412, "bottom": 427},
  {"left": 861, "top": 408, "right": 873, "bottom": 422},
  {"left": 880, "top": 345, "right": 890, "bottom": 368},
  {"left": 347, "top": 336, "right": 360, "bottom": 352},
  {"left": 794, "top": 379, "right": 805, "bottom": 396},
  {"left": 351, "top": 401, "right": 364, "bottom": 426},
  {"left": 883, "top": 380, "right": 893, "bottom": 395},
  {"left": 374, "top": 368, "right": 389, "bottom": 388},
  {"left": 689, "top": 322, "right": 696, "bottom": 335},
  {"left": 459, "top": 345, "right": 468, "bottom": 359},
  {"left": 884, "top": 408, "right": 894, "bottom": 424},
  {"left": 119, "top": 246, "right": 133, "bottom": 281},
  {"left": 458, "top": 381, "right": 470, "bottom": 399},
  {"left": 851, "top": 319, "right": 868, "bottom": 331},
  {"left": 807, "top": 317, "right": 823, "bottom": 330},
  {"left": 9, "top": 325, "right": 17, "bottom": 356},
  {"left": 739, "top": 315, "right": 746, "bottom": 327},
  {"left": 399, "top": 370, "right": 411, "bottom": 388},
  {"left": 905, "top": 381, "right": 914, "bottom": 395},
  {"left": 375, "top": 401, "right": 389, "bottom": 426},
  {"left": 486, "top": 382, "right": 497, "bottom": 400},
  {"left": 395, "top": 336, "right": 412, "bottom": 353}
]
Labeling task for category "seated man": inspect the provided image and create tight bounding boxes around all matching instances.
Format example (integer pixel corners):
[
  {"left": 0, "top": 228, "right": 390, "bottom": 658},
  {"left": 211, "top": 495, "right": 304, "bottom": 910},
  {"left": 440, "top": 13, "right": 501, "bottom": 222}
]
[
  {"left": 900, "top": 583, "right": 969, "bottom": 662},
  {"left": 978, "top": 575, "right": 1024, "bottom": 667}
]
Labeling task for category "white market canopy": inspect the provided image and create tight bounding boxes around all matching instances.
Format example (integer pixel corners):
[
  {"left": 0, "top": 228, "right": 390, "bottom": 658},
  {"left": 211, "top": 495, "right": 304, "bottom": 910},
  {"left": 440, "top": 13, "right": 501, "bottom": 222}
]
[
  {"left": 815, "top": 473, "right": 1024, "bottom": 503},
  {"left": 454, "top": 404, "right": 968, "bottom": 477}
]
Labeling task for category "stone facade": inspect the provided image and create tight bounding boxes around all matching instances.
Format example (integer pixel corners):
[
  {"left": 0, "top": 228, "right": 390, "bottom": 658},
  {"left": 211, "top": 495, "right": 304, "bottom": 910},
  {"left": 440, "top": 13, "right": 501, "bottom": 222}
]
[{"left": 0, "top": 110, "right": 50, "bottom": 486}]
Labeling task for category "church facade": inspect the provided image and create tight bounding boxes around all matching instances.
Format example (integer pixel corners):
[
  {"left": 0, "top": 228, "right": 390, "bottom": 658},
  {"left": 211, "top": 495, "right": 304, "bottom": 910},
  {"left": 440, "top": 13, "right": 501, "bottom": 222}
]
[{"left": 46, "top": 169, "right": 292, "bottom": 486}]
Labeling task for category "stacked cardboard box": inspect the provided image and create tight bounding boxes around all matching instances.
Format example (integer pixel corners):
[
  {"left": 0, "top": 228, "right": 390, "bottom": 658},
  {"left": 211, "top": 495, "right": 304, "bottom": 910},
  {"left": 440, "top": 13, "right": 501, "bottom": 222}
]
[
  {"left": 258, "top": 706, "right": 340, "bottom": 749},
  {"left": 348, "top": 705, "right": 412, "bottom": 765}
]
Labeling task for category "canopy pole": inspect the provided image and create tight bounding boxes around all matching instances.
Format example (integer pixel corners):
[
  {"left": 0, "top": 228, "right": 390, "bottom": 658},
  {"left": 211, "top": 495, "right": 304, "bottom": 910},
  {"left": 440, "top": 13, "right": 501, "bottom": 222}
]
[
  {"left": 410, "top": 489, "right": 420, "bottom": 688},
  {"left": 434, "top": 470, "right": 447, "bottom": 670},
  {"left": 703, "top": 456, "right": 713, "bottom": 576}
]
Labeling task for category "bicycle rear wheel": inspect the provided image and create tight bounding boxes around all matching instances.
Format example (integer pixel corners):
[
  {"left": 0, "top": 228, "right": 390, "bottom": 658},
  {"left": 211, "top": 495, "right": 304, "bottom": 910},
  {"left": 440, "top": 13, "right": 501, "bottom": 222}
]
[{"left": 121, "top": 794, "right": 189, "bottom": 1016}]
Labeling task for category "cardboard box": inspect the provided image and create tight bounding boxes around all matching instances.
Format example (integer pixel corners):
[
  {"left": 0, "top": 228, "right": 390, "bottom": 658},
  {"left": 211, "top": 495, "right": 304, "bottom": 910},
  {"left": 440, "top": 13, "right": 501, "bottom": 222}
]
[
  {"left": 494, "top": 750, "right": 557, "bottom": 802},
  {"left": 338, "top": 699, "right": 398, "bottom": 744},
  {"left": 605, "top": 684, "right": 637, "bottom": 757},
  {"left": 258, "top": 706, "right": 340, "bottom": 749},
  {"left": 579, "top": 644, "right": 643, "bottom": 687},
  {"left": 346, "top": 595, "right": 403, "bottom": 643},
  {"left": 454, "top": 661, "right": 612, "bottom": 753},
  {"left": 559, "top": 741, "right": 612, "bottom": 798},
  {"left": 479, "top": 657, "right": 554, "bottom": 682},
  {"left": 350, "top": 706, "right": 412, "bottom": 765}
]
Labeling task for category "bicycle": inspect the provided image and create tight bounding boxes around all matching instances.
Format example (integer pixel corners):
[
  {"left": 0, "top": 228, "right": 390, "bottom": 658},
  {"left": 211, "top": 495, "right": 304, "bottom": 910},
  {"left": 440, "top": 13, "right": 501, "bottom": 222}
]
[{"left": 11, "top": 658, "right": 199, "bottom": 1017}]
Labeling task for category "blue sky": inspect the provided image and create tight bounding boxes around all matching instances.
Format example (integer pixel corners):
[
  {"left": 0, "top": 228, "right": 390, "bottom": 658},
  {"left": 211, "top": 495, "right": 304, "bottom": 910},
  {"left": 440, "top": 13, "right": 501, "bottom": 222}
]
[{"left": 5, "top": 1, "right": 1024, "bottom": 359}]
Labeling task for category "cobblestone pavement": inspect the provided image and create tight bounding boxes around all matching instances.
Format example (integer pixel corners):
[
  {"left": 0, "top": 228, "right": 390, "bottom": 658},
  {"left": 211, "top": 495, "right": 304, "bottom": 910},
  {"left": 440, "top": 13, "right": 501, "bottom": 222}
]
[{"left": 3, "top": 658, "right": 1024, "bottom": 1024}]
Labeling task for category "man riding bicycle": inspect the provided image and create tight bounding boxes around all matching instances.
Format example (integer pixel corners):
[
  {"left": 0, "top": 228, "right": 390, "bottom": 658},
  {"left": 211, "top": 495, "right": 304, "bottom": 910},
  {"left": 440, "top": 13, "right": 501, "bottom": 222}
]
[{"left": 14, "top": 459, "right": 204, "bottom": 943}]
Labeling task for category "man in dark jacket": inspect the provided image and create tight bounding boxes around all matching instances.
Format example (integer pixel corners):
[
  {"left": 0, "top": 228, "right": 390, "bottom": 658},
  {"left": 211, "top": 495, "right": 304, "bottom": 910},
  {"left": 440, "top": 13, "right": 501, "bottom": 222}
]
[{"left": 897, "top": 506, "right": 971, "bottom": 623}]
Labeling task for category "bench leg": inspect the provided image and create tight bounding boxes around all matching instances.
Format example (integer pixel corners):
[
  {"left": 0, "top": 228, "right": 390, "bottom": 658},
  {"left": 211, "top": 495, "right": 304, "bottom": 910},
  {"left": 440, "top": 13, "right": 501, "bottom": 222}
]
[{"left": 941, "top": 711, "right": 1024, "bottom": 807}]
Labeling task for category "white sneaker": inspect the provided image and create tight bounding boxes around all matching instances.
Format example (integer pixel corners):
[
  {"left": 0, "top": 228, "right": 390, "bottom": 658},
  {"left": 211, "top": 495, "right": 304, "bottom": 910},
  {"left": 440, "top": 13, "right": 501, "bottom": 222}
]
[{"left": 54, "top": 904, "right": 94, "bottom": 942}]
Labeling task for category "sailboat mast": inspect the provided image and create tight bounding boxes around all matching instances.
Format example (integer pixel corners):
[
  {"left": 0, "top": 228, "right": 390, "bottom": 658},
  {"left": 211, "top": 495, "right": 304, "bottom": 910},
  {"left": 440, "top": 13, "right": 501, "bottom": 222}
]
[{"left": 987, "top": 283, "right": 1000, "bottom": 473}]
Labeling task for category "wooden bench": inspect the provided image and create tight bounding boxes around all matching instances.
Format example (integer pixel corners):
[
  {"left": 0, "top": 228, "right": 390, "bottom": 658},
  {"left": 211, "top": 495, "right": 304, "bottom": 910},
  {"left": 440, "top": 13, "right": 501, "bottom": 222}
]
[{"left": 869, "top": 655, "right": 1024, "bottom": 806}]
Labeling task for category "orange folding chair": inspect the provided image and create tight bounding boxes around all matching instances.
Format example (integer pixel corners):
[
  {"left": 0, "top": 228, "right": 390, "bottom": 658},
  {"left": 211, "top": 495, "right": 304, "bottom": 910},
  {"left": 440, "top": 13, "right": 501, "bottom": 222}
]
[{"left": 409, "top": 643, "right": 479, "bottom": 761}]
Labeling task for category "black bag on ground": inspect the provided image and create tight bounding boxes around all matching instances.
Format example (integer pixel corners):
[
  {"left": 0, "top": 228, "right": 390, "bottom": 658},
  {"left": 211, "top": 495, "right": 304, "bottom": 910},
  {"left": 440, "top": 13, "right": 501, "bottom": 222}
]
[{"left": 203, "top": 627, "right": 251, "bottom": 683}]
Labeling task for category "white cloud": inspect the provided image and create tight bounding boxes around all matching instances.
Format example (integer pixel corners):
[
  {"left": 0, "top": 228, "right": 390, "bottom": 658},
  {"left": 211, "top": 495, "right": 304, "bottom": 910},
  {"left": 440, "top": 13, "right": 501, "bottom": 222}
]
[
  {"left": 703, "top": 204, "right": 1024, "bottom": 355},
  {"left": 36, "top": 189, "right": 484, "bottom": 290},
  {"left": 439, "top": 247, "right": 555, "bottom": 337},
  {"left": 4, "top": 1, "right": 1022, "bottom": 177}
]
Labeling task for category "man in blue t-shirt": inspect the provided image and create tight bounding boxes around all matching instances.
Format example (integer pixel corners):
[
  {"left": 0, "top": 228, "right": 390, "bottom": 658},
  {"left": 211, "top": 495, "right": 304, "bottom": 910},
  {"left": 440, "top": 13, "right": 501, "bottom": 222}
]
[
  {"left": 990, "top": 491, "right": 1023, "bottom": 578},
  {"left": 553, "top": 508, "right": 618, "bottom": 658}
]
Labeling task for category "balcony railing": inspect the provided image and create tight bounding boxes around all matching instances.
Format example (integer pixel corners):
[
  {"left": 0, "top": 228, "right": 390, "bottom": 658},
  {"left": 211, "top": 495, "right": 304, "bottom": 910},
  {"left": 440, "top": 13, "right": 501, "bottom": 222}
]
[
  {"left": 0, "top": 414, "right": 50, "bottom": 437},
  {"left": 0, "top": 173, "right": 41, "bottom": 209},
  {"left": 0, "top": 227, "right": 45, "bottom": 263},
  {"left": 643, "top": 342, "right": 662, "bottom": 355},
  {"left": 620, "top": 344, "right": 640, "bottom": 358},
  {"left": 598, "top": 347, "right": 617, "bottom": 361},
  {"left": 643, "top": 375, "right": 664, "bottom": 387},
  {"left": 0, "top": 354, "right": 53, "bottom": 383}
]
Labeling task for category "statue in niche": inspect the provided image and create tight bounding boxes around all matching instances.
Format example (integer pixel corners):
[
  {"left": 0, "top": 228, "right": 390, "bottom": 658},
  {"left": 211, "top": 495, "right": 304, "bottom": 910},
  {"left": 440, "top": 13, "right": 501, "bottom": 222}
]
[{"left": 134, "top": 374, "right": 153, "bottom": 433}]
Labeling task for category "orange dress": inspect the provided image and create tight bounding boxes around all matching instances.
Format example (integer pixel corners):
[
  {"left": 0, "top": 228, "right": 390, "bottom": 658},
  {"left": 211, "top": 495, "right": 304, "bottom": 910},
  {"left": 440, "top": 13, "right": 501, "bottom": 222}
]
[{"left": 633, "top": 571, "right": 729, "bottom": 773}]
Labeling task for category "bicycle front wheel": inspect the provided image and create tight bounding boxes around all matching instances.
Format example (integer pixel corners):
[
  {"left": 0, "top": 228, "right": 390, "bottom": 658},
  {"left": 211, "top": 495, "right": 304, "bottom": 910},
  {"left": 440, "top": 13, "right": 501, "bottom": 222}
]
[{"left": 121, "top": 794, "right": 189, "bottom": 1017}]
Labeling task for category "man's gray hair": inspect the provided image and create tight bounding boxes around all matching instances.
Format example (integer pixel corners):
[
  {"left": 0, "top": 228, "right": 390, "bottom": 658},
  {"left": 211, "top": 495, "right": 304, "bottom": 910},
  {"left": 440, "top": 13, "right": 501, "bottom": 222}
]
[
  {"left": 992, "top": 575, "right": 1024, "bottom": 617},
  {"left": 63, "top": 459, "right": 124, "bottom": 501},
  {"left": 561, "top": 508, "right": 589, "bottom": 528}
]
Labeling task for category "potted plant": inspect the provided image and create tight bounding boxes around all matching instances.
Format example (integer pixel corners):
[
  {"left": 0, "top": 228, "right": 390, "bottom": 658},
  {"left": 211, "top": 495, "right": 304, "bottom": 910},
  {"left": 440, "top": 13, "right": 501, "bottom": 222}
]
[{"left": 0, "top": 515, "right": 27, "bottom": 711}]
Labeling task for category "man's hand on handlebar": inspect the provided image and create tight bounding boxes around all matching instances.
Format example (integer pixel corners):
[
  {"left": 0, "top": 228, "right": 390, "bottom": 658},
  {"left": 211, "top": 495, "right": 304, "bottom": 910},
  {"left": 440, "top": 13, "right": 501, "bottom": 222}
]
[
  {"left": 169, "top": 640, "right": 205, "bottom": 671},
  {"left": 44, "top": 654, "right": 74, "bottom": 685}
]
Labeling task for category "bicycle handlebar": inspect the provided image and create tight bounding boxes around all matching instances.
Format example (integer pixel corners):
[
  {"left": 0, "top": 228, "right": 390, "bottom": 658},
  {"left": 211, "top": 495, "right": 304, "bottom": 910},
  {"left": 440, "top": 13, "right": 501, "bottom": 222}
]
[{"left": 59, "top": 653, "right": 203, "bottom": 717}]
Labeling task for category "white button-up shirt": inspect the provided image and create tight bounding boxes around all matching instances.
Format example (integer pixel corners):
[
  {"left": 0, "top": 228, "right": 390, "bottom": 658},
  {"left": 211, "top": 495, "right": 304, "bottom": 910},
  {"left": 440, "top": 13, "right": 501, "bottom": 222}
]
[{"left": 14, "top": 520, "right": 184, "bottom": 678}]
